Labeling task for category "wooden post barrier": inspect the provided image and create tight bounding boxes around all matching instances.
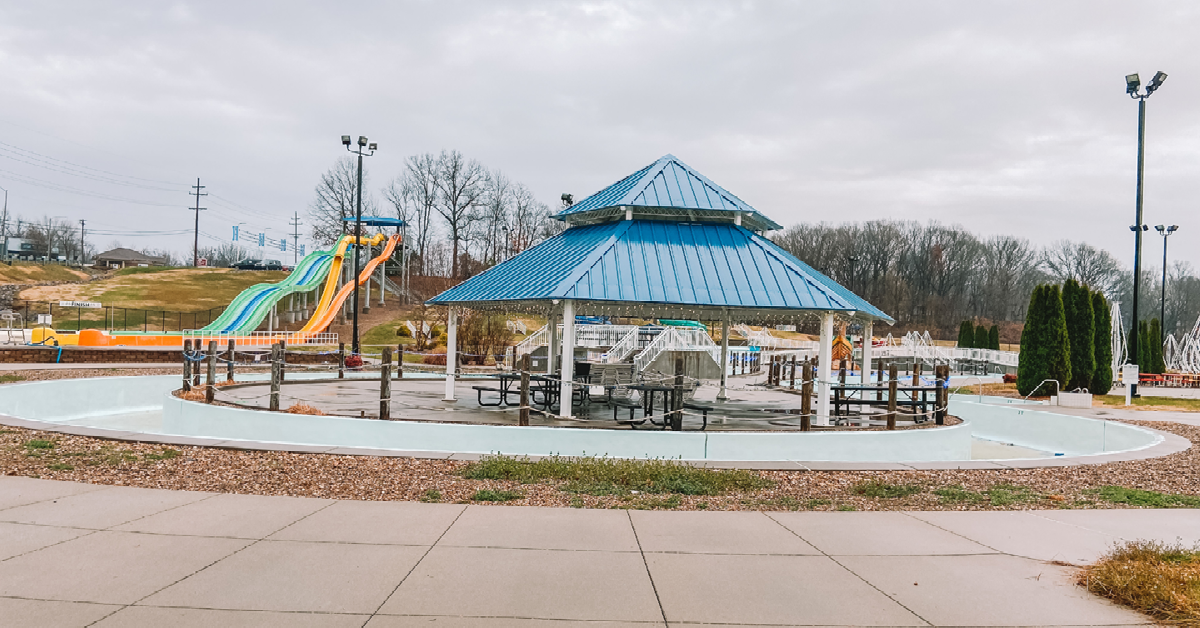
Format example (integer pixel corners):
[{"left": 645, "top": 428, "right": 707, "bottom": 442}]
[
  {"left": 205, "top": 340, "right": 217, "bottom": 404},
  {"left": 519, "top": 354, "right": 531, "bottom": 426},
  {"left": 226, "top": 339, "right": 235, "bottom": 383},
  {"left": 887, "top": 364, "right": 898, "bottom": 430},
  {"left": 789, "top": 356, "right": 796, "bottom": 389},
  {"left": 338, "top": 342, "right": 345, "bottom": 379},
  {"left": 397, "top": 344, "right": 404, "bottom": 379},
  {"left": 912, "top": 362, "right": 921, "bottom": 387},
  {"left": 800, "top": 359, "right": 813, "bottom": 431},
  {"left": 672, "top": 354, "right": 685, "bottom": 431},
  {"left": 380, "top": 347, "right": 392, "bottom": 420},
  {"left": 269, "top": 342, "right": 282, "bottom": 411},
  {"left": 182, "top": 339, "right": 192, "bottom": 392}
]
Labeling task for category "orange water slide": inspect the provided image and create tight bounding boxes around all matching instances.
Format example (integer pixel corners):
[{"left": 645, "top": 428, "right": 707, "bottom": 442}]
[{"left": 289, "top": 233, "right": 401, "bottom": 341}]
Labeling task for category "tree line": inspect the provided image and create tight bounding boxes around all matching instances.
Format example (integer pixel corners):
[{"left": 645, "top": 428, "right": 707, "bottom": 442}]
[
  {"left": 1016, "top": 280, "right": 1113, "bottom": 396},
  {"left": 771, "top": 220, "right": 1200, "bottom": 340},
  {"left": 308, "top": 150, "right": 563, "bottom": 282}
]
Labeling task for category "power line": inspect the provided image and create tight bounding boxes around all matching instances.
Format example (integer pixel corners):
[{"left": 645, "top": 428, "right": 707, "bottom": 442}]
[
  {"left": 289, "top": 212, "right": 303, "bottom": 266},
  {"left": 0, "top": 146, "right": 183, "bottom": 192},
  {"left": 0, "top": 140, "right": 182, "bottom": 186},
  {"left": 0, "top": 167, "right": 177, "bottom": 207}
]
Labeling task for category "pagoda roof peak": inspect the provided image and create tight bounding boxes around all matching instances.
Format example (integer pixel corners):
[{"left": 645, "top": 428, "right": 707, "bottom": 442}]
[{"left": 557, "top": 155, "right": 782, "bottom": 231}]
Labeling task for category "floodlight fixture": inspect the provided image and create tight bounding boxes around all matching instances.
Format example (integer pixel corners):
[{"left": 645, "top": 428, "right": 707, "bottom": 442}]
[
  {"left": 1126, "top": 73, "right": 1140, "bottom": 94},
  {"left": 1147, "top": 71, "right": 1168, "bottom": 94},
  {"left": 341, "top": 135, "right": 352, "bottom": 146},
  {"left": 368, "top": 143, "right": 377, "bottom": 151},
  {"left": 1168, "top": 225, "right": 1179, "bottom": 233},
  {"left": 561, "top": 193, "right": 573, "bottom": 207},
  {"left": 1155, "top": 224, "right": 1166, "bottom": 233},
  {"left": 358, "top": 136, "right": 368, "bottom": 147}
]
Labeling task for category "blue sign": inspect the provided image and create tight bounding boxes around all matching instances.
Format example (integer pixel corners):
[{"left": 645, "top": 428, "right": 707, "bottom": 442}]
[
  {"left": 232, "top": 225, "right": 239, "bottom": 241},
  {"left": 258, "top": 233, "right": 265, "bottom": 247},
  {"left": 299, "top": 244, "right": 305, "bottom": 256},
  {"left": 280, "top": 239, "right": 286, "bottom": 252}
]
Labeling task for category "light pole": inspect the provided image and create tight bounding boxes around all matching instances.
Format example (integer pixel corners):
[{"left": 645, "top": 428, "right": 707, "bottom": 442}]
[
  {"left": 1154, "top": 224, "right": 1179, "bottom": 340},
  {"left": 342, "top": 135, "right": 377, "bottom": 355},
  {"left": 1125, "top": 70, "right": 1167, "bottom": 396},
  {"left": 0, "top": 185, "right": 8, "bottom": 261}
]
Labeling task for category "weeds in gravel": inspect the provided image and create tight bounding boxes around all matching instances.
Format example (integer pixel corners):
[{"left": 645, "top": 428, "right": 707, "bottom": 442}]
[
  {"left": 24, "top": 439, "right": 55, "bottom": 454},
  {"left": 744, "top": 496, "right": 832, "bottom": 511},
  {"left": 853, "top": 480, "right": 923, "bottom": 499},
  {"left": 1087, "top": 486, "right": 1200, "bottom": 508},
  {"left": 1079, "top": 540, "right": 1200, "bottom": 624},
  {"left": 0, "top": 374, "right": 25, "bottom": 383},
  {"left": 836, "top": 504, "right": 857, "bottom": 511},
  {"left": 461, "top": 455, "right": 771, "bottom": 496},
  {"left": 471, "top": 489, "right": 523, "bottom": 502},
  {"left": 616, "top": 494, "right": 682, "bottom": 510},
  {"left": 46, "top": 463, "right": 74, "bottom": 471},
  {"left": 933, "top": 483, "right": 1041, "bottom": 506},
  {"left": 419, "top": 489, "right": 442, "bottom": 503},
  {"left": 933, "top": 485, "right": 987, "bottom": 504},
  {"left": 143, "top": 449, "right": 181, "bottom": 462}
]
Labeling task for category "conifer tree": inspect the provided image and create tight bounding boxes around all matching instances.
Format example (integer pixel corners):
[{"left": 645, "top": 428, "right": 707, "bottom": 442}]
[
  {"left": 957, "top": 320, "right": 975, "bottom": 348},
  {"left": 974, "top": 324, "right": 989, "bottom": 350},
  {"left": 1091, "top": 290, "right": 1113, "bottom": 394},
  {"left": 1138, "top": 321, "right": 1151, "bottom": 371},
  {"left": 988, "top": 325, "right": 1000, "bottom": 350},
  {"left": 1043, "top": 284, "right": 1073, "bottom": 393},
  {"left": 1017, "top": 286, "right": 1047, "bottom": 396},
  {"left": 1062, "top": 279, "right": 1095, "bottom": 391}
]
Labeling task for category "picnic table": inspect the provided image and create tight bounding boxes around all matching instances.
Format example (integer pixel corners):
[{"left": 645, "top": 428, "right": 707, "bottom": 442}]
[
  {"left": 829, "top": 384, "right": 937, "bottom": 422},
  {"left": 473, "top": 373, "right": 560, "bottom": 408}
]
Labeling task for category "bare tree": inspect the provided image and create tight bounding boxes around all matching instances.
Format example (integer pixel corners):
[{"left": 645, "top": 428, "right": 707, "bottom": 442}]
[
  {"left": 1041, "top": 240, "right": 1124, "bottom": 295},
  {"left": 434, "top": 150, "right": 486, "bottom": 279},
  {"left": 386, "top": 154, "right": 439, "bottom": 275},
  {"left": 309, "top": 156, "right": 378, "bottom": 245}
]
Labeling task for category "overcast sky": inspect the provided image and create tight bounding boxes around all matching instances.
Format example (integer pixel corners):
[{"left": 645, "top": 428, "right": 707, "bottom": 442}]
[{"left": 0, "top": 1, "right": 1197, "bottom": 268}]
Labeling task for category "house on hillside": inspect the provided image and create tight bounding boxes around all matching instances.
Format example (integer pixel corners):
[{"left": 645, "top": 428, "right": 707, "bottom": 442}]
[{"left": 93, "top": 248, "right": 168, "bottom": 269}]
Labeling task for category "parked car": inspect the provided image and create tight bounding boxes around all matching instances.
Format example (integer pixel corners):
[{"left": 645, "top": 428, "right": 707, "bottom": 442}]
[{"left": 231, "top": 259, "right": 284, "bottom": 271}]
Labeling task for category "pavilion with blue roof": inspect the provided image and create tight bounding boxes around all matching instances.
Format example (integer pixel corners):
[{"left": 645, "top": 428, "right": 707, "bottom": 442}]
[{"left": 428, "top": 154, "right": 892, "bottom": 423}]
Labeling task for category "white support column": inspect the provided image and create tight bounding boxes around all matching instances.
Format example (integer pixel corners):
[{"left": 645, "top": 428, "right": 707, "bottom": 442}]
[
  {"left": 718, "top": 310, "right": 730, "bottom": 401},
  {"left": 817, "top": 312, "right": 834, "bottom": 426},
  {"left": 558, "top": 300, "right": 575, "bottom": 418},
  {"left": 378, "top": 262, "right": 385, "bottom": 306},
  {"left": 861, "top": 320, "right": 873, "bottom": 386},
  {"left": 443, "top": 308, "right": 458, "bottom": 401},
  {"left": 546, "top": 307, "right": 559, "bottom": 374}
]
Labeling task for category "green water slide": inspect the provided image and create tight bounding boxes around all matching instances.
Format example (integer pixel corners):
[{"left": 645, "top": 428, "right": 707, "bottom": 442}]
[{"left": 200, "top": 237, "right": 344, "bottom": 334}]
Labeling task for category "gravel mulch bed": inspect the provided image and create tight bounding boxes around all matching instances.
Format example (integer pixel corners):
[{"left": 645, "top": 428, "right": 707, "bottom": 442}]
[{"left": 1, "top": 369, "right": 1198, "bottom": 511}]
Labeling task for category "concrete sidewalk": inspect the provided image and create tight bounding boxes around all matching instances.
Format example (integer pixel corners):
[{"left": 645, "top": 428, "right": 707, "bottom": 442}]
[{"left": 2, "top": 476, "right": 1193, "bottom": 627}]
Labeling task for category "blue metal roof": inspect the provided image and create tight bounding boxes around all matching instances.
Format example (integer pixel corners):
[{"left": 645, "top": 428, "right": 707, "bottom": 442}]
[
  {"left": 428, "top": 220, "right": 891, "bottom": 322},
  {"left": 342, "top": 215, "right": 406, "bottom": 227},
  {"left": 557, "top": 155, "right": 782, "bottom": 231}
]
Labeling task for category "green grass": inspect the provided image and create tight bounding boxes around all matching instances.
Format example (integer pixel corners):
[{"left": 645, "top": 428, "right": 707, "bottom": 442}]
[
  {"left": 361, "top": 318, "right": 418, "bottom": 347},
  {"left": 1087, "top": 486, "right": 1200, "bottom": 508},
  {"left": 143, "top": 449, "right": 180, "bottom": 462},
  {"left": 114, "top": 266, "right": 184, "bottom": 276},
  {"left": 853, "top": 480, "right": 923, "bottom": 499},
  {"left": 24, "top": 439, "right": 55, "bottom": 453},
  {"left": 618, "top": 494, "right": 682, "bottom": 510},
  {"left": 46, "top": 463, "right": 74, "bottom": 471},
  {"left": 420, "top": 489, "right": 442, "bottom": 503},
  {"left": 471, "top": 489, "right": 524, "bottom": 502},
  {"left": 1096, "top": 395, "right": 1200, "bottom": 412},
  {"left": 836, "top": 504, "right": 857, "bottom": 511},
  {"left": 461, "top": 455, "right": 772, "bottom": 496},
  {"left": 934, "top": 483, "right": 1041, "bottom": 506},
  {"left": 0, "top": 374, "right": 25, "bottom": 383}
]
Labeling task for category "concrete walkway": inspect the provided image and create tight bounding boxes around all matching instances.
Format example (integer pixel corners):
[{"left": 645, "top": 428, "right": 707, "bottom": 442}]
[{"left": 2, "top": 477, "right": 1196, "bottom": 626}]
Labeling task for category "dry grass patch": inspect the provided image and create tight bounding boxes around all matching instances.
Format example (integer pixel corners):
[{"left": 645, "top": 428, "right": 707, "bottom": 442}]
[
  {"left": 177, "top": 389, "right": 207, "bottom": 402},
  {"left": 286, "top": 403, "right": 324, "bottom": 415},
  {"left": 1096, "top": 395, "right": 1200, "bottom": 413},
  {"left": 0, "top": 262, "right": 89, "bottom": 284},
  {"left": 1079, "top": 540, "right": 1200, "bottom": 624}
]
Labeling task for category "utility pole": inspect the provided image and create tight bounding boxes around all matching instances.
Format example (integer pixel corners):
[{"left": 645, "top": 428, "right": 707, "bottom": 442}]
[
  {"left": 289, "top": 212, "right": 302, "bottom": 266},
  {"left": 78, "top": 219, "right": 86, "bottom": 266},
  {"left": 190, "top": 178, "right": 207, "bottom": 266},
  {"left": 0, "top": 185, "right": 8, "bottom": 261}
]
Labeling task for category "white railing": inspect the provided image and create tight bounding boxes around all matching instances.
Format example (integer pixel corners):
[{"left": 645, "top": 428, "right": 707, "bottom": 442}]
[
  {"left": 871, "top": 332, "right": 1019, "bottom": 368},
  {"left": 605, "top": 327, "right": 642, "bottom": 363},
  {"left": 514, "top": 324, "right": 549, "bottom": 357},
  {"left": 506, "top": 319, "right": 527, "bottom": 335},
  {"left": 575, "top": 324, "right": 638, "bottom": 348},
  {"left": 181, "top": 330, "right": 339, "bottom": 347},
  {"left": 633, "top": 328, "right": 721, "bottom": 372},
  {"left": 732, "top": 323, "right": 815, "bottom": 349}
]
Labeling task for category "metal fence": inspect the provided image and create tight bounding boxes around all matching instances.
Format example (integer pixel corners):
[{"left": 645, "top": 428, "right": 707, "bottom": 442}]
[{"left": 13, "top": 300, "right": 226, "bottom": 332}]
